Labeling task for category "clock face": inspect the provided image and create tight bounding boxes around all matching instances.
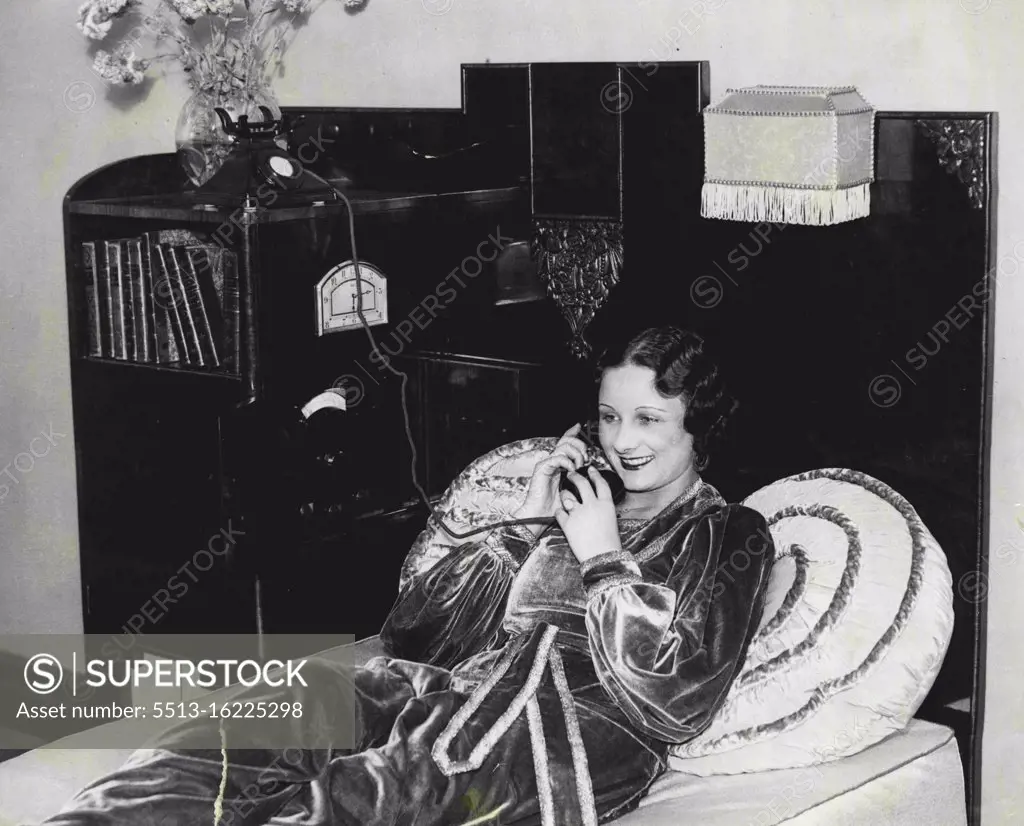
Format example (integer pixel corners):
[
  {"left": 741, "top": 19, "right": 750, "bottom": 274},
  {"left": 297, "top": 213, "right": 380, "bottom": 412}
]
[{"left": 315, "top": 261, "right": 389, "bottom": 335}]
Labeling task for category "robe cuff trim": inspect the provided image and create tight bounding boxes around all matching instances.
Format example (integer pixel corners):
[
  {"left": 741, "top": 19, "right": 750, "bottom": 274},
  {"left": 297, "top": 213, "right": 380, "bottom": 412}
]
[
  {"left": 483, "top": 525, "right": 536, "bottom": 571},
  {"left": 582, "top": 553, "right": 643, "bottom": 602},
  {"left": 504, "top": 522, "right": 539, "bottom": 546},
  {"left": 580, "top": 550, "right": 636, "bottom": 579}
]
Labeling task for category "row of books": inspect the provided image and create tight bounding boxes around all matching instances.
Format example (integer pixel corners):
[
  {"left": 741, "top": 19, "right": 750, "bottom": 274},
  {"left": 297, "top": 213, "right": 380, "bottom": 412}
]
[{"left": 81, "top": 233, "right": 240, "bottom": 372}]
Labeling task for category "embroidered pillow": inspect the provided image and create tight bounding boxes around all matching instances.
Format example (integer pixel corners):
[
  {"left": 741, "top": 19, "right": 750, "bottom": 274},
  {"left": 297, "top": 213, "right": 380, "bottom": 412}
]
[
  {"left": 397, "top": 438, "right": 549, "bottom": 592},
  {"left": 668, "top": 468, "right": 955, "bottom": 775}
]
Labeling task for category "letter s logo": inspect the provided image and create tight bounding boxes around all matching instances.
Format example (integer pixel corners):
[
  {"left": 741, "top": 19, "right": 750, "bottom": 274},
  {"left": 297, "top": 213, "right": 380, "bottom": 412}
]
[
  {"left": 690, "top": 275, "right": 723, "bottom": 309},
  {"left": 25, "top": 653, "right": 63, "bottom": 695}
]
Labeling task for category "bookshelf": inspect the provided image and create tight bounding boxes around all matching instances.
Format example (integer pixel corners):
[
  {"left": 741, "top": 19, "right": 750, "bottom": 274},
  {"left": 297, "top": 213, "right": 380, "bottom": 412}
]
[{"left": 65, "top": 157, "right": 261, "bottom": 652}]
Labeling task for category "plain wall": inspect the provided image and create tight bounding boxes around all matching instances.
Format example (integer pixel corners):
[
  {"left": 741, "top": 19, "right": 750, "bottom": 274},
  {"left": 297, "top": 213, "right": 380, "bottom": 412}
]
[{"left": 1, "top": 0, "right": 1021, "bottom": 822}]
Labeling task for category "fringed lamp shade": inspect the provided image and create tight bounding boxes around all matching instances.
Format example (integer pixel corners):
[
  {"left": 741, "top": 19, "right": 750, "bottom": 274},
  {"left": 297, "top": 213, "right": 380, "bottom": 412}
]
[{"left": 701, "top": 86, "right": 876, "bottom": 225}]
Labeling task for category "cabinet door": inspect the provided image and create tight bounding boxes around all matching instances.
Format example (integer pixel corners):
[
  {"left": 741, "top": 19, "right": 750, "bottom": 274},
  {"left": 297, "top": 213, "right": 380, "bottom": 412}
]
[
  {"left": 531, "top": 63, "right": 623, "bottom": 219},
  {"left": 73, "top": 362, "right": 255, "bottom": 638},
  {"left": 421, "top": 357, "right": 525, "bottom": 495}
]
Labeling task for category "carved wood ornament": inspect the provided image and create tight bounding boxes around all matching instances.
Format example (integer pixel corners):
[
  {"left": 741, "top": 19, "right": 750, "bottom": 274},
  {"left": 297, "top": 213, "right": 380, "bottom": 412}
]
[
  {"left": 915, "top": 119, "right": 986, "bottom": 209},
  {"left": 532, "top": 218, "right": 624, "bottom": 359}
]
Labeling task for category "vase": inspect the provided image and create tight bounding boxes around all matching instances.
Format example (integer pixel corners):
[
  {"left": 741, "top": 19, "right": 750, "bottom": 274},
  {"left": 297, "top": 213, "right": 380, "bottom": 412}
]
[{"left": 175, "top": 84, "right": 282, "bottom": 187}]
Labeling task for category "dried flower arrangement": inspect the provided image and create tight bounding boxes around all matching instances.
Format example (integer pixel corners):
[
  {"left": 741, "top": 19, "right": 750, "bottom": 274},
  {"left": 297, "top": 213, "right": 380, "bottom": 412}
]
[
  {"left": 77, "top": 0, "right": 369, "bottom": 185},
  {"left": 76, "top": 0, "right": 368, "bottom": 96}
]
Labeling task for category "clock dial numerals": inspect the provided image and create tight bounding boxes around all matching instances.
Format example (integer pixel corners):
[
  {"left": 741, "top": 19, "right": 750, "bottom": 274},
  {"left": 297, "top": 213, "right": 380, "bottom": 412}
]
[
  {"left": 336, "top": 282, "right": 376, "bottom": 315},
  {"left": 314, "top": 261, "right": 389, "bottom": 335}
]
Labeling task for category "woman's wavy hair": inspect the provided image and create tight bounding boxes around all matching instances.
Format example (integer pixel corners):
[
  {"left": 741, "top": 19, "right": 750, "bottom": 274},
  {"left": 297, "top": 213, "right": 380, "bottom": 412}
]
[{"left": 595, "top": 327, "right": 737, "bottom": 471}]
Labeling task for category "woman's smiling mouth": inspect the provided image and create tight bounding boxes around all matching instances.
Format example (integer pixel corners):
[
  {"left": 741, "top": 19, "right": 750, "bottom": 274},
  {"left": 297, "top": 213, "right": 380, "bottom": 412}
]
[{"left": 619, "top": 455, "right": 654, "bottom": 471}]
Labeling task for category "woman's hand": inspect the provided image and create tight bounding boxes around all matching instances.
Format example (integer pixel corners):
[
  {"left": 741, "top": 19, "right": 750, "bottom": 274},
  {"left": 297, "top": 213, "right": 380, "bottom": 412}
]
[
  {"left": 554, "top": 466, "right": 623, "bottom": 564},
  {"left": 513, "top": 423, "right": 591, "bottom": 538}
]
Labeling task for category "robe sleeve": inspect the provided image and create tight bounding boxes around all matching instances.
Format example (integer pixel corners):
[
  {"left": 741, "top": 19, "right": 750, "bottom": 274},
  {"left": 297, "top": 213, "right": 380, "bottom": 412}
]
[
  {"left": 379, "top": 523, "right": 537, "bottom": 670},
  {"left": 583, "top": 503, "right": 774, "bottom": 744}
]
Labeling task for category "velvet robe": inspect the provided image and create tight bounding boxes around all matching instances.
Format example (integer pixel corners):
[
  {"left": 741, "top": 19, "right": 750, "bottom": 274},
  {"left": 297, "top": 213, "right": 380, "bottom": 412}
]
[{"left": 41, "top": 481, "right": 772, "bottom": 826}]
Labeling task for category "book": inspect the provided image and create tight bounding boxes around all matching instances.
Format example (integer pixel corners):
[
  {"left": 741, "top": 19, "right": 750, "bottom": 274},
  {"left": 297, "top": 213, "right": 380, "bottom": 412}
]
[
  {"left": 81, "top": 242, "right": 103, "bottom": 357},
  {"left": 142, "top": 233, "right": 179, "bottom": 364},
  {"left": 154, "top": 232, "right": 237, "bottom": 373},
  {"left": 83, "top": 232, "right": 240, "bottom": 372},
  {"left": 104, "top": 241, "right": 127, "bottom": 360},
  {"left": 182, "top": 247, "right": 223, "bottom": 367},
  {"left": 189, "top": 244, "right": 241, "bottom": 374},
  {"left": 93, "top": 241, "right": 114, "bottom": 357},
  {"left": 151, "top": 243, "right": 189, "bottom": 364},
  {"left": 128, "top": 238, "right": 156, "bottom": 363},
  {"left": 163, "top": 245, "right": 204, "bottom": 365},
  {"left": 116, "top": 239, "right": 139, "bottom": 361}
]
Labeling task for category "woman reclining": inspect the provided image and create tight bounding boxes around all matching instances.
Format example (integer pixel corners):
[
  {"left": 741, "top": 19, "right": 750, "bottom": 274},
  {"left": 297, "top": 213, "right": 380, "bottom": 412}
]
[{"left": 43, "top": 326, "right": 774, "bottom": 826}]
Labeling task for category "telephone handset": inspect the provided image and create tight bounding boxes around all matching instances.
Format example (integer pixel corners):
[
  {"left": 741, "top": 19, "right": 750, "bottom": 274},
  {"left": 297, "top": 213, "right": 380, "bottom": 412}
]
[{"left": 557, "top": 421, "right": 626, "bottom": 506}]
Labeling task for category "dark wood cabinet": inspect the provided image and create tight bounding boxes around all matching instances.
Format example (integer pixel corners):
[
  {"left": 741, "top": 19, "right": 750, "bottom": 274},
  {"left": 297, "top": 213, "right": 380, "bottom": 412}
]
[
  {"left": 63, "top": 181, "right": 549, "bottom": 646},
  {"left": 62, "top": 113, "right": 552, "bottom": 647}
]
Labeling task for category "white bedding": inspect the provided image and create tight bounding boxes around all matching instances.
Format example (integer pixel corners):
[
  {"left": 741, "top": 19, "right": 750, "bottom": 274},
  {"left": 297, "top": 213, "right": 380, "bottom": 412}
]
[
  {"left": 0, "top": 719, "right": 963, "bottom": 825},
  {"left": 615, "top": 718, "right": 965, "bottom": 825}
]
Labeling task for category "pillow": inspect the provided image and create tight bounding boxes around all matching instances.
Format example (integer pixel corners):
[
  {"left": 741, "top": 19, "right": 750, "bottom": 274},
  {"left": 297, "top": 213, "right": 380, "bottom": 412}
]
[
  {"left": 397, "top": 438, "right": 550, "bottom": 591},
  {"left": 669, "top": 467, "right": 955, "bottom": 775}
]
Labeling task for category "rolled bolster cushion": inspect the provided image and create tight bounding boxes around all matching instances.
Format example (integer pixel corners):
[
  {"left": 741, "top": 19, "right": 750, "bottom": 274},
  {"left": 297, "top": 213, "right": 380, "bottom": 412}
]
[{"left": 581, "top": 551, "right": 643, "bottom": 601}]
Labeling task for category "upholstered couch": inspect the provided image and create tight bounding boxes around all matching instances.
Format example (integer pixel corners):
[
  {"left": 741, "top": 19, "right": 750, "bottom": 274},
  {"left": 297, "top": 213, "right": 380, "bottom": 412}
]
[{"left": 0, "top": 439, "right": 966, "bottom": 825}]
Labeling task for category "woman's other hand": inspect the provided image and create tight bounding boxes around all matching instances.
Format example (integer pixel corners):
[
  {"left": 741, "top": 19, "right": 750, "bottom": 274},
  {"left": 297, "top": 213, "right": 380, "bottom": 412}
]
[
  {"left": 513, "top": 423, "right": 590, "bottom": 538},
  {"left": 555, "top": 467, "right": 622, "bottom": 564}
]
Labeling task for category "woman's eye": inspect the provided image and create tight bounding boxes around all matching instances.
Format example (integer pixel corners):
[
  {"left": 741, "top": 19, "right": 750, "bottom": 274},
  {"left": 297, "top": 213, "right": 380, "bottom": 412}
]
[
  {"left": 639, "top": 416, "right": 658, "bottom": 425},
  {"left": 600, "top": 413, "right": 616, "bottom": 423}
]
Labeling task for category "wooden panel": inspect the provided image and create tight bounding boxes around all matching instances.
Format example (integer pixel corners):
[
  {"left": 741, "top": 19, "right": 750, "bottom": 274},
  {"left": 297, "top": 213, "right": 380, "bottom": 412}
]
[
  {"left": 71, "top": 361, "right": 254, "bottom": 637},
  {"left": 530, "top": 63, "right": 623, "bottom": 218},
  {"left": 421, "top": 356, "right": 523, "bottom": 494},
  {"left": 596, "top": 61, "right": 708, "bottom": 348}
]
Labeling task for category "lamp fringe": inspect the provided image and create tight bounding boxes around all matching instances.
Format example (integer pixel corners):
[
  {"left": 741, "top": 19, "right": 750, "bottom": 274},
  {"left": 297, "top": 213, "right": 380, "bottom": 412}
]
[{"left": 700, "top": 182, "right": 871, "bottom": 225}]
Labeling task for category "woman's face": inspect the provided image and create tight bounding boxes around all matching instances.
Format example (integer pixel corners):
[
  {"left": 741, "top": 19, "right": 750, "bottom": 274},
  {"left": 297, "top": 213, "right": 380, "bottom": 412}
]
[{"left": 598, "top": 364, "right": 696, "bottom": 493}]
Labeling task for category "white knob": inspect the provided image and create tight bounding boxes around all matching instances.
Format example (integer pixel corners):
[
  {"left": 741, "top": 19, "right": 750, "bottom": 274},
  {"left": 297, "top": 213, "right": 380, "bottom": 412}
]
[{"left": 301, "top": 389, "right": 347, "bottom": 419}]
